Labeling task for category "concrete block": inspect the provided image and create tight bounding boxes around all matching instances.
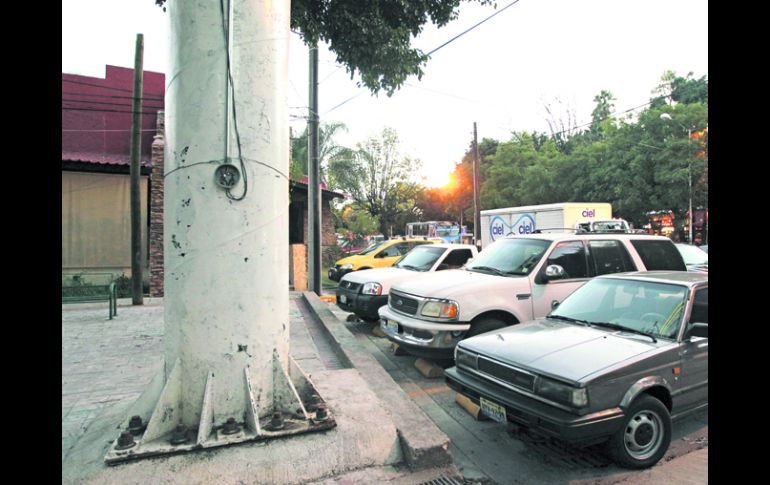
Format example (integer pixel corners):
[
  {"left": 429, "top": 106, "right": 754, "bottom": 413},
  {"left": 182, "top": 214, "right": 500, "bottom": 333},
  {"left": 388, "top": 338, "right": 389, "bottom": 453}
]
[
  {"left": 371, "top": 325, "right": 386, "bottom": 338},
  {"left": 455, "top": 393, "right": 488, "bottom": 421},
  {"left": 415, "top": 358, "right": 444, "bottom": 379},
  {"left": 391, "top": 343, "right": 408, "bottom": 356}
]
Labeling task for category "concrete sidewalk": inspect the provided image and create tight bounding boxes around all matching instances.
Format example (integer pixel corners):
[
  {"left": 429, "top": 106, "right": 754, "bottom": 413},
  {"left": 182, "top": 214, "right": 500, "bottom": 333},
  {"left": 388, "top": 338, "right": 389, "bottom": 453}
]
[{"left": 62, "top": 294, "right": 456, "bottom": 484}]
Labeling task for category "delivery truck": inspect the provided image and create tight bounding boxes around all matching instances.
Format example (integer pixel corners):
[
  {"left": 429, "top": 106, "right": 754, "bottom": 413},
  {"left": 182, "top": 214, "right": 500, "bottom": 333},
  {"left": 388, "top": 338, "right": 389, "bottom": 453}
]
[{"left": 479, "top": 202, "right": 614, "bottom": 248}]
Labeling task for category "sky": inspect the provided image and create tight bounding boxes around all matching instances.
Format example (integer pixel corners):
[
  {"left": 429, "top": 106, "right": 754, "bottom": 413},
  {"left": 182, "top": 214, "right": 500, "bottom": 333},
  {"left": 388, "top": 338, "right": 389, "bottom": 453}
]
[{"left": 62, "top": 0, "right": 708, "bottom": 187}]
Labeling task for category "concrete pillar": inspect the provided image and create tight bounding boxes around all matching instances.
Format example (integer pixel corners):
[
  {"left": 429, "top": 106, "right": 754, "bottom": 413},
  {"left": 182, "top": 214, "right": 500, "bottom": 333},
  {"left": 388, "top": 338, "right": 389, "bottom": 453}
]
[
  {"left": 163, "top": 0, "right": 290, "bottom": 423},
  {"left": 105, "top": 0, "right": 335, "bottom": 464}
]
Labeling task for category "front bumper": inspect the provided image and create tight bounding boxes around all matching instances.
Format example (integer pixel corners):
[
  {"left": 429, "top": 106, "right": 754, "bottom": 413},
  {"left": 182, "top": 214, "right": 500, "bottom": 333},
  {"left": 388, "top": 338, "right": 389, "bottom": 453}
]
[
  {"left": 378, "top": 306, "right": 471, "bottom": 359},
  {"left": 335, "top": 287, "right": 387, "bottom": 320},
  {"left": 444, "top": 366, "right": 625, "bottom": 446}
]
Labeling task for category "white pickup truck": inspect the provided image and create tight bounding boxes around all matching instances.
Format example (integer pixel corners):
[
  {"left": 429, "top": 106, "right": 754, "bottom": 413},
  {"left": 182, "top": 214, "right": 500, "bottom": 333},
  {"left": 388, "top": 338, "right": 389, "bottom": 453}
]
[
  {"left": 335, "top": 243, "right": 478, "bottom": 322},
  {"left": 379, "top": 233, "right": 687, "bottom": 359}
]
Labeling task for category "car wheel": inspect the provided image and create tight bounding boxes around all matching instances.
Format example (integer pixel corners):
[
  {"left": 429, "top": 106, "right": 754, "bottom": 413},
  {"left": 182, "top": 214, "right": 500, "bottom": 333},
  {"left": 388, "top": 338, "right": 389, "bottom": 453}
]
[
  {"left": 467, "top": 317, "right": 509, "bottom": 338},
  {"left": 607, "top": 394, "right": 671, "bottom": 469}
]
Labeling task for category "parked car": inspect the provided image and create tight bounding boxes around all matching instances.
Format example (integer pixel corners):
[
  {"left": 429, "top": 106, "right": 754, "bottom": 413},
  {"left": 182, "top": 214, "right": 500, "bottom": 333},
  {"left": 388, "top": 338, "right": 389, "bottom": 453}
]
[
  {"left": 379, "top": 233, "right": 686, "bottom": 359},
  {"left": 445, "top": 271, "right": 708, "bottom": 469},
  {"left": 336, "top": 243, "right": 478, "bottom": 321},
  {"left": 675, "top": 243, "right": 708, "bottom": 272},
  {"left": 328, "top": 236, "right": 443, "bottom": 282}
]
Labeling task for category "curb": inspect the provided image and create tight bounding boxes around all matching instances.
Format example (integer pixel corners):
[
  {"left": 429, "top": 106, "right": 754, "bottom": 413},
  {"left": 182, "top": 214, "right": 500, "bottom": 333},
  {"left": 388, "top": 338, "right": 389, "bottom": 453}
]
[{"left": 302, "top": 291, "right": 453, "bottom": 470}]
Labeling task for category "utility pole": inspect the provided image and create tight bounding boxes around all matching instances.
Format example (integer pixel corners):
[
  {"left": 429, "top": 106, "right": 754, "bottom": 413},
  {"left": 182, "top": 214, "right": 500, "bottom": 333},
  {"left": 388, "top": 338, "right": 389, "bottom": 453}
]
[
  {"left": 472, "top": 122, "right": 481, "bottom": 248},
  {"left": 106, "top": 0, "right": 332, "bottom": 464},
  {"left": 308, "top": 43, "right": 321, "bottom": 295},
  {"left": 129, "top": 33, "right": 144, "bottom": 305}
]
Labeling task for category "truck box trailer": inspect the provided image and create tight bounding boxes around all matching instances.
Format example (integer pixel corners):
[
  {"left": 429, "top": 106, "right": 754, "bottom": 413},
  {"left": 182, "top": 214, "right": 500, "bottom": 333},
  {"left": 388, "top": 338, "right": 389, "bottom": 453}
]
[{"left": 480, "top": 202, "right": 612, "bottom": 248}]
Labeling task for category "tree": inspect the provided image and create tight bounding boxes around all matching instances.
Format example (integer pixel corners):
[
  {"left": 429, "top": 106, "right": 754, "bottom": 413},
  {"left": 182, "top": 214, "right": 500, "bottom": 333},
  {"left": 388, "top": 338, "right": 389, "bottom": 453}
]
[
  {"left": 290, "top": 0, "right": 493, "bottom": 95},
  {"left": 290, "top": 121, "right": 351, "bottom": 183},
  {"left": 328, "top": 128, "right": 422, "bottom": 235}
]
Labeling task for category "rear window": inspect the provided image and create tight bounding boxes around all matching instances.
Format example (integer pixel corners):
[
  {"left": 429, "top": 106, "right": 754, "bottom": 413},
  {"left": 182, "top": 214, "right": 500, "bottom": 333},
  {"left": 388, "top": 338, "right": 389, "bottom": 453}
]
[{"left": 630, "top": 240, "right": 687, "bottom": 271}]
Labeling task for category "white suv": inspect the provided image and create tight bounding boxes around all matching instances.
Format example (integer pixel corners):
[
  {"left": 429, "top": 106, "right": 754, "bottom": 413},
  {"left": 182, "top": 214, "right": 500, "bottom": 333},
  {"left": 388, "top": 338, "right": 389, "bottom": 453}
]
[{"left": 379, "top": 233, "right": 686, "bottom": 359}]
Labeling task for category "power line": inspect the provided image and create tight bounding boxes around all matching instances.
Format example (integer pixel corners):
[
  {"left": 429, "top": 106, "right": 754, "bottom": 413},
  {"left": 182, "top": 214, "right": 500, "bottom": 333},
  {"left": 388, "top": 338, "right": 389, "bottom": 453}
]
[
  {"left": 323, "top": 0, "right": 521, "bottom": 116},
  {"left": 63, "top": 98, "right": 164, "bottom": 109},
  {"left": 62, "top": 106, "right": 162, "bottom": 116},
  {"left": 549, "top": 100, "right": 655, "bottom": 138},
  {"left": 62, "top": 91, "right": 164, "bottom": 102},
  {"left": 62, "top": 78, "right": 162, "bottom": 95},
  {"left": 426, "top": 0, "right": 521, "bottom": 56}
]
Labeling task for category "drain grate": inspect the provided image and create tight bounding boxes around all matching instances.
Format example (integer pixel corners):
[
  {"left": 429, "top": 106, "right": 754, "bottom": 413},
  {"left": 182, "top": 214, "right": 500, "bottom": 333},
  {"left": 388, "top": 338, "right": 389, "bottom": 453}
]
[{"left": 419, "top": 476, "right": 463, "bottom": 485}]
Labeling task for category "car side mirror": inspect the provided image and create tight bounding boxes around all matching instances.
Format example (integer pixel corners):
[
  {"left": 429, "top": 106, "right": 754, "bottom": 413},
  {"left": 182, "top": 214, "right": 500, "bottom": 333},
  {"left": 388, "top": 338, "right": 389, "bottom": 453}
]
[
  {"left": 685, "top": 322, "right": 708, "bottom": 340},
  {"left": 544, "top": 264, "right": 567, "bottom": 281},
  {"left": 465, "top": 257, "right": 474, "bottom": 265}
]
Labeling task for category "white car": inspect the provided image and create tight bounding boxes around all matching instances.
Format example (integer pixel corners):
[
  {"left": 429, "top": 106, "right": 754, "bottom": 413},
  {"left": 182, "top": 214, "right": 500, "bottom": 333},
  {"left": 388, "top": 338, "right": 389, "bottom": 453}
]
[
  {"left": 335, "top": 243, "right": 478, "bottom": 321},
  {"left": 379, "top": 233, "right": 687, "bottom": 359}
]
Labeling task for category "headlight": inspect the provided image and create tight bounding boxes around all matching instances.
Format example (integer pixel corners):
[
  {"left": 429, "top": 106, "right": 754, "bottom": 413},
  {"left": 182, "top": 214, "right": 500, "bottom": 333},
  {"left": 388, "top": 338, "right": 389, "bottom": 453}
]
[
  {"left": 536, "top": 377, "right": 588, "bottom": 407},
  {"left": 455, "top": 347, "right": 477, "bottom": 370},
  {"left": 362, "top": 282, "right": 382, "bottom": 295},
  {"left": 421, "top": 300, "right": 459, "bottom": 319},
  {"left": 339, "top": 264, "right": 353, "bottom": 270}
]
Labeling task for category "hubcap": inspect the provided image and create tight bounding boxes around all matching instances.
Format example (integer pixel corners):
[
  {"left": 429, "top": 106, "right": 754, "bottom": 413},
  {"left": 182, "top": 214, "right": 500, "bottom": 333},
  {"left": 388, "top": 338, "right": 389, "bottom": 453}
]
[{"left": 624, "top": 409, "right": 663, "bottom": 460}]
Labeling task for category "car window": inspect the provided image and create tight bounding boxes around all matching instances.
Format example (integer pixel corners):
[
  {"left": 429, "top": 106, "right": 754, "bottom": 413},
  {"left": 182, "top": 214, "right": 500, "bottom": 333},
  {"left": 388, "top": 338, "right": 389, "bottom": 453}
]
[
  {"left": 588, "top": 240, "right": 637, "bottom": 276},
  {"left": 545, "top": 241, "right": 588, "bottom": 279},
  {"left": 630, "top": 240, "right": 687, "bottom": 271},
  {"left": 443, "top": 249, "right": 474, "bottom": 267},
  {"left": 379, "top": 244, "right": 402, "bottom": 257},
  {"left": 393, "top": 246, "right": 445, "bottom": 271},
  {"left": 689, "top": 288, "right": 708, "bottom": 324}
]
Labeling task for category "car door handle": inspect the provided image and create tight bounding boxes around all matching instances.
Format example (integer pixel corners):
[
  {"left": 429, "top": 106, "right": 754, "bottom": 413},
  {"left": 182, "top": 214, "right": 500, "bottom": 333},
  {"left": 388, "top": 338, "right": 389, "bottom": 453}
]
[{"left": 516, "top": 294, "right": 531, "bottom": 300}]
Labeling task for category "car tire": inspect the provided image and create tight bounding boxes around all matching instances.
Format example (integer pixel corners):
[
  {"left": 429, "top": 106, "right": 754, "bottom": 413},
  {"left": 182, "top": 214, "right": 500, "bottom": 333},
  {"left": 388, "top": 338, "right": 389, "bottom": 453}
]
[
  {"left": 467, "top": 317, "right": 509, "bottom": 338},
  {"left": 606, "top": 394, "right": 671, "bottom": 469}
]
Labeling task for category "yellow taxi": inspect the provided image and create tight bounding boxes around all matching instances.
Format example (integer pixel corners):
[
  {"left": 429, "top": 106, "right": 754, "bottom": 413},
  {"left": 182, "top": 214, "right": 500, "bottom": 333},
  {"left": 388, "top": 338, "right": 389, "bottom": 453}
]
[{"left": 328, "top": 237, "right": 442, "bottom": 281}]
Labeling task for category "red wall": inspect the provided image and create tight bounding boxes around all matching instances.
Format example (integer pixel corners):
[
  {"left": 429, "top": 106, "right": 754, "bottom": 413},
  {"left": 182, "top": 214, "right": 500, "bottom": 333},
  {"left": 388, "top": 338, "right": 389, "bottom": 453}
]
[{"left": 62, "top": 65, "right": 165, "bottom": 165}]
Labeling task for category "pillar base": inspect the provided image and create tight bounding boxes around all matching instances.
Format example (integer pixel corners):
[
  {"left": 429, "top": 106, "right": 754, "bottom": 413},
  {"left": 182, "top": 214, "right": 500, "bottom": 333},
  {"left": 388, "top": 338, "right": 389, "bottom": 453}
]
[{"left": 104, "top": 356, "right": 335, "bottom": 465}]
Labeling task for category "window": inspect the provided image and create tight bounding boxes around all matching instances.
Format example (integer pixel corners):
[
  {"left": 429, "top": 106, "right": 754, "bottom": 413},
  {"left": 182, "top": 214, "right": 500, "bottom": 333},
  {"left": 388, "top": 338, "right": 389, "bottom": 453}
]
[
  {"left": 588, "top": 240, "right": 637, "bottom": 276},
  {"left": 379, "top": 244, "right": 403, "bottom": 257},
  {"left": 545, "top": 241, "right": 588, "bottom": 279},
  {"left": 630, "top": 240, "right": 686, "bottom": 271},
  {"left": 689, "top": 288, "right": 708, "bottom": 324},
  {"left": 443, "top": 249, "right": 474, "bottom": 268}
]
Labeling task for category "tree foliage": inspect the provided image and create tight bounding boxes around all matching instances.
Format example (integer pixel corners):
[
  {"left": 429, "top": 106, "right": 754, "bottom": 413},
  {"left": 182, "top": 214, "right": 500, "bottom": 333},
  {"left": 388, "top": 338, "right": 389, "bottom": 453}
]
[
  {"left": 290, "top": 121, "right": 351, "bottom": 182},
  {"left": 328, "top": 128, "right": 422, "bottom": 235}
]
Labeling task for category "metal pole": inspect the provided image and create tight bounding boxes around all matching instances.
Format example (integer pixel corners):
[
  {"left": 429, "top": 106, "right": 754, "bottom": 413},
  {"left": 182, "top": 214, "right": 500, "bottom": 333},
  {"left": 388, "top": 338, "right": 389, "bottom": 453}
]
[
  {"left": 472, "top": 122, "right": 481, "bottom": 247},
  {"left": 129, "top": 33, "right": 144, "bottom": 305},
  {"left": 688, "top": 127, "right": 693, "bottom": 244},
  {"left": 308, "top": 44, "right": 321, "bottom": 295}
]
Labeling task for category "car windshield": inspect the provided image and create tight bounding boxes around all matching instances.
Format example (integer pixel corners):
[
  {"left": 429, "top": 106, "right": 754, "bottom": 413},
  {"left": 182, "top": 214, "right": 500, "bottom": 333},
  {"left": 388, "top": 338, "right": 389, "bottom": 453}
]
[
  {"left": 394, "top": 246, "right": 445, "bottom": 271},
  {"left": 550, "top": 278, "right": 689, "bottom": 340},
  {"left": 676, "top": 244, "right": 708, "bottom": 266},
  {"left": 466, "top": 238, "right": 550, "bottom": 276},
  {"left": 357, "top": 241, "right": 387, "bottom": 255}
]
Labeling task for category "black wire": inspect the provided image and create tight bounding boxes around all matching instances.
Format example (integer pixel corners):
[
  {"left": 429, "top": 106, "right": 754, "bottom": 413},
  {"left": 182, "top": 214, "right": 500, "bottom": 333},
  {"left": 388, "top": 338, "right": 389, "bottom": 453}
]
[
  {"left": 324, "top": 0, "right": 522, "bottom": 116},
  {"left": 62, "top": 91, "right": 164, "bottom": 102},
  {"left": 62, "top": 98, "right": 164, "bottom": 109},
  {"left": 63, "top": 78, "right": 157, "bottom": 94},
  {"left": 426, "top": 0, "right": 522, "bottom": 56},
  {"left": 62, "top": 106, "right": 161, "bottom": 115},
  {"left": 219, "top": 0, "right": 248, "bottom": 201}
]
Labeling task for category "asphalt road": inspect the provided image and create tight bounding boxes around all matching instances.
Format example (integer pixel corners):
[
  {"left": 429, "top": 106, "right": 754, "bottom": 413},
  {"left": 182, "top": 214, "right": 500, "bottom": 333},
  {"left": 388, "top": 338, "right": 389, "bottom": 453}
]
[{"left": 325, "top": 305, "right": 708, "bottom": 485}]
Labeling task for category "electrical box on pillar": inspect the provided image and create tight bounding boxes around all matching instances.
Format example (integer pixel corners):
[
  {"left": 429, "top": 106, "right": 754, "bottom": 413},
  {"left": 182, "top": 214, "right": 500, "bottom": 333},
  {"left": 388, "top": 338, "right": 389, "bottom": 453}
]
[{"left": 105, "top": 0, "right": 334, "bottom": 464}]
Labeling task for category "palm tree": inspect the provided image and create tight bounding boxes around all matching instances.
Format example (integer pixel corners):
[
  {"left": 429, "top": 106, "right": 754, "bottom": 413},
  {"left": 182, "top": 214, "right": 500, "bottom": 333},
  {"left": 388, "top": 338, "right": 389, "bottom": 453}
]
[{"left": 290, "top": 121, "right": 351, "bottom": 185}]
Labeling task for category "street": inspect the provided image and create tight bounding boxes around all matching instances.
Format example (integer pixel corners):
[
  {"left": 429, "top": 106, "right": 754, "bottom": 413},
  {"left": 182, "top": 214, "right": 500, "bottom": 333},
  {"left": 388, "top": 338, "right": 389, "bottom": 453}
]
[{"left": 325, "top": 304, "right": 708, "bottom": 485}]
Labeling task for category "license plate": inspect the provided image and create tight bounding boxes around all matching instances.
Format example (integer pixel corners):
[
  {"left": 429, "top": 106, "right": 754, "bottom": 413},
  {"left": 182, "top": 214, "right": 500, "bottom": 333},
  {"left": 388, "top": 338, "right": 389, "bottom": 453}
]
[
  {"left": 384, "top": 319, "right": 399, "bottom": 333},
  {"left": 339, "top": 294, "right": 347, "bottom": 304},
  {"left": 479, "top": 397, "right": 506, "bottom": 423}
]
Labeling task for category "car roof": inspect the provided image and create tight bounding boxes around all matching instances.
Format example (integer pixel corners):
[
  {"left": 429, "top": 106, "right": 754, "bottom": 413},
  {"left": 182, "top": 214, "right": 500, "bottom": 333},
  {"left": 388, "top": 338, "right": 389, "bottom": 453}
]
[
  {"left": 502, "top": 233, "right": 672, "bottom": 242},
  {"left": 414, "top": 243, "right": 476, "bottom": 249},
  {"left": 596, "top": 271, "right": 707, "bottom": 288}
]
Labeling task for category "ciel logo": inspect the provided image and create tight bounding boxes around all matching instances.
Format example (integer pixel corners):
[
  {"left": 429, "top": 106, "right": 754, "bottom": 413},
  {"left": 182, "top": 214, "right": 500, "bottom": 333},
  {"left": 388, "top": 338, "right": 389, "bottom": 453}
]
[
  {"left": 582, "top": 209, "right": 596, "bottom": 217},
  {"left": 490, "top": 216, "right": 507, "bottom": 241}
]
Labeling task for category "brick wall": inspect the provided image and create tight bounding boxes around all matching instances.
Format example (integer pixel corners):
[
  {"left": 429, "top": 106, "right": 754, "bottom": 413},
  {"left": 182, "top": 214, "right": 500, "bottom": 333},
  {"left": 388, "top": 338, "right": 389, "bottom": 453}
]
[{"left": 149, "top": 112, "right": 165, "bottom": 297}]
